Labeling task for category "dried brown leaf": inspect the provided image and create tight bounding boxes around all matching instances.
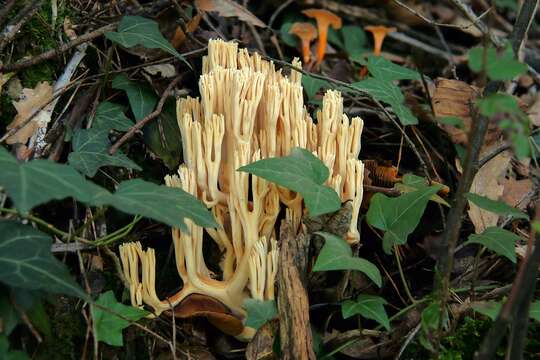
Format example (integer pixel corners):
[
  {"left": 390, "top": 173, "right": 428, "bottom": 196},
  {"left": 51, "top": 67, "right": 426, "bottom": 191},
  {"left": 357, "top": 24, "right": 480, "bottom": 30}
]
[
  {"left": 6, "top": 81, "right": 53, "bottom": 145},
  {"left": 468, "top": 147, "right": 511, "bottom": 233},
  {"left": 195, "top": 0, "right": 265, "bottom": 28},
  {"left": 432, "top": 78, "right": 479, "bottom": 145}
]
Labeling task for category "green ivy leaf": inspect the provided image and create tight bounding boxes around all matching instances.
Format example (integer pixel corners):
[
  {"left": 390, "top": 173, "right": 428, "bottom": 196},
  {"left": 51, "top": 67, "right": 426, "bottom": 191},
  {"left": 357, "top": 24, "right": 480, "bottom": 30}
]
[
  {"left": 477, "top": 93, "right": 522, "bottom": 117},
  {"left": 68, "top": 128, "right": 141, "bottom": 177},
  {"left": 421, "top": 302, "right": 447, "bottom": 331},
  {"left": 472, "top": 301, "right": 501, "bottom": 321},
  {"left": 112, "top": 74, "right": 158, "bottom": 121},
  {"left": 341, "top": 294, "right": 390, "bottom": 330},
  {"left": 143, "top": 100, "right": 183, "bottom": 170},
  {"left": 468, "top": 45, "right": 527, "bottom": 81},
  {"left": 92, "top": 290, "right": 148, "bottom": 346},
  {"left": 0, "top": 146, "right": 103, "bottom": 214},
  {"left": 352, "top": 77, "right": 404, "bottom": 104},
  {"left": 0, "top": 221, "right": 86, "bottom": 299},
  {"left": 466, "top": 193, "right": 528, "bottom": 220},
  {"left": 466, "top": 227, "right": 520, "bottom": 263},
  {"left": 327, "top": 26, "right": 344, "bottom": 49},
  {"left": 366, "top": 184, "right": 441, "bottom": 253},
  {"left": 367, "top": 55, "right": 420, "bottom": 81},
  {"left": 279, "top": 22, "right": 298, "bottom": 48},
  {"left": 436, "top": 116, "right": 465, "bottom": 129},
  {"left": 394, "top": 174, "right": 449, "bottom": 207},
  {"left": 302, "top": 75, "right": 330, "bottom": 99},
  {"left": 530, "top": 301, "right": 540, "bottom": 322},
  {"left": 238, "top": 147, "right": 341, "bottom": 217},
  {"left": 342, "top": 26, "right": 367, "bottom": 57},
  {"left": 93, "top": 102, "right": 133, "bottom": 131},
  {"left": 0, "top": 146, "right": 215, "bottom": 230},
  {"left": 351, "top": 78, "right": 417, "bottom": 125},
  {"left": 105, "top": 16, "right": 189, "bottom": 66},
  {"left": 312, "top": 232, "right": 382, "bottom": 287},
  {"left": 243, "top": 299, "right": 278, "bottom": 330},
  {"left": 91, "top": 179, "right": 218, "bottom": 231}
]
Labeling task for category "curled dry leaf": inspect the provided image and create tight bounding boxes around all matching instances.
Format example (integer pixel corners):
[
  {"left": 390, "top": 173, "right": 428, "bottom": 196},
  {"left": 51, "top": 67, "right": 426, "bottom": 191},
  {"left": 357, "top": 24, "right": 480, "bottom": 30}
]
[
  {"left": 468, "top": 147, "right": 512, "bottom": 233},
  {"left": 501, "top": 178, "right": 533, "bottom": 208},
  {"left": 527, "top": 93, "right": 540, "bottom": 126},
  {"left": 171, "top": 14, "right": 201, "bottom": 48},
  {"left": 195, "top": 0, "right": 265, "bottom": 28},
  {"left": 169, "top": 294, "right": 244, "bottom": 336},
  {"left": 432, "top": 78, "right": 479, "bottom": 145},
  {"left": 6, "top": 81, "right": 53, "bottom": 145}
]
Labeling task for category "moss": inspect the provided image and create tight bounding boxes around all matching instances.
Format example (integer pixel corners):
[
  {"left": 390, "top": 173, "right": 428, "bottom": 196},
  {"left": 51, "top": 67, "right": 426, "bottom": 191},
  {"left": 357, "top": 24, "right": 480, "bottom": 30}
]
[
  {"left": 20, "top": 62, "right": 56, "bottom": 88},
  {"left": 403, "top": 317, "right": 504, "bottom": 360}
]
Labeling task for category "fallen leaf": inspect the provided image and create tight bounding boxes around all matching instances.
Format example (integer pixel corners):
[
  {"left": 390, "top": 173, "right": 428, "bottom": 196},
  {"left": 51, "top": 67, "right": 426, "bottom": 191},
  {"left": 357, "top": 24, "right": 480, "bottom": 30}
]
[
  {"left": 195, "top": 0, "right": 265, "bottom": 28},
  {"left": 468, "top": 147, "right": 511, "bottom": 233},
  {"left": 143, "top": 64, "right": 176, "bottom": 78},
  {"left": 171, "top": 14, "right": 201, "bottom": 48},
  {"left": 432, "top": 78, "right": 479, "bottom": 145},
  {"left": 527, "top": 93, "right": 540, "bottom": 126},
  {"left": 169, "top": 294, "right": 244, "bottom": 336},
  {"left": 501, "top": 178, "right": 532, "bottom": 208},
  {"left": 6, "top": 82, "right": 53, "bottom": 145}
]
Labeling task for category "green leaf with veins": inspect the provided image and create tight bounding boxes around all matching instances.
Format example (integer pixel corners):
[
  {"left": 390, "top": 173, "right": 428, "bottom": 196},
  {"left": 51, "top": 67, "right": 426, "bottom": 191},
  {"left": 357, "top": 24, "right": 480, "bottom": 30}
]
[
  {"left": 93, "top": 102, "right": 133, "bottom": 131},
  {"left": 0, "top": 146, "right": 215, "bottom": 230},
  {"left": 367, "top": 183, "right": 442, "bottom": 253},
  {"left": 68, "top": 128, "right": 141, "bottom": 177},
  {"left": 466, "top": 193, "right": 528, "bottom": 220},
  {"left": 105, "top": 16, "right": 189, "bottom": 66},
  {"left": 0, "top": 221, "right": 86, "bottom": 299},
  {"left": 367, "top": 55, "right": 420, "bottom": 81},
  {"left": 477, "top": 93, "right": 523, "bottom": 117},
  {"left": 468, "top": 45, "right": 527, "bottom": 81},
  {"left": 238, "top": 147, "right": 341, "bottom": 217},
  {"left": 342, "top": 294, "right": 390, "bottom": 330},
  {"left": 472, "top": 301, "right": 501, "bottom": 321},
  {"left": 351, "top": 78, "right": 418, "bottom": 125},
  {"left": 92, "top": 290, "right": 148, "bottom": 346},
  {"left": 112, "top": 74, "right": 158, "bottom": 121},
  {"left": 0, "top": 146, "right": 103, "bottom": 214},
  {"left": 313, "top": 232, "right": 382, "bottom": 287},
  {"left": 342, "top": 25, "right": 367, "bottom": 57},
  {"left": 244, "top": 299, "right": 278, "bottom": 330},
  {"left": 302, "top": 75, "right": 330, "bottom": 99},
  {"left": 466, "top": 227, "right": 520, "bottom": 263},
  {"left": 91, "top": 179, "right": 218, "bottom": 231}
]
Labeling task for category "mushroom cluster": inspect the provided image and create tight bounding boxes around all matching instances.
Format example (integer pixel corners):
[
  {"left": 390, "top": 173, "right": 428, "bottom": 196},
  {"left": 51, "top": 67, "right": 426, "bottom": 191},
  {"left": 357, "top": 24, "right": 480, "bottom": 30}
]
[{"left": 119, "top": 39, "right": 364, "bottom": 339}]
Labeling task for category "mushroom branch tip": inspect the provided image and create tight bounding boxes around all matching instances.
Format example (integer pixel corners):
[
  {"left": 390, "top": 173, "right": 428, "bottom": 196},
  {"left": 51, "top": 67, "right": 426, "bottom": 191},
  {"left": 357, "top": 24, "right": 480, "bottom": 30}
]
[{"left": 119, "top": 39, "right": 365, "bottom": 339}]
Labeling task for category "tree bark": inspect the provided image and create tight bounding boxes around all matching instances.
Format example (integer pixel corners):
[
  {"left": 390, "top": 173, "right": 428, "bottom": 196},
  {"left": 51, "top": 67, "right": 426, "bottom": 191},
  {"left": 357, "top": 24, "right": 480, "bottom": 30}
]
[{"left": 277, "top": 221, "right": 315, "bottom": 360}]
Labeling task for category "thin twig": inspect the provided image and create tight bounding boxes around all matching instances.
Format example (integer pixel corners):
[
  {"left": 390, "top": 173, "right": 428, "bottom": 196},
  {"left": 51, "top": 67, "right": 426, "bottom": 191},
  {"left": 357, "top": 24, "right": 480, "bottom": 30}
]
[
  {"left": 0, "top": 0, "right": 43, "bottom": 53},
  {"left": 109, "top": 76, "right": 182, "bottom": 155},
  {"left": 448, "top": 0, "right": 502, "bottom": 47},
  {"left": 509, "top": 0, "right": 539, "bottom": 55},
  {"left": 0, "top": 23, "right": 116, "bottom": 72},
  {"left": 474, "top": 204, "right": 540, "bottom": 359},
  {"left": 392, "top": 0, "right": 488, "bottom": 29},
  {"left": 0, "top": 0, "right": 17, "bottom": 27}
]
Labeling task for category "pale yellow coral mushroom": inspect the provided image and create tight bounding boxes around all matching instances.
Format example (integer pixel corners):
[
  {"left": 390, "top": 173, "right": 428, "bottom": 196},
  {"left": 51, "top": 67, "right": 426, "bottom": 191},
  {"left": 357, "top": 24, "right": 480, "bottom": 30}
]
[{"left": 119, "top": 39, "right": 364, "bottom": 340}]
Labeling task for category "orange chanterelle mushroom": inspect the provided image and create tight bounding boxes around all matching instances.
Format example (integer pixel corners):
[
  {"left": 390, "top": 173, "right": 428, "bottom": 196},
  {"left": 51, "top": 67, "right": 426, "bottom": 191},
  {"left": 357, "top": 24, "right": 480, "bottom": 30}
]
[
  {"left": 302, "top": 9, "right": 342, "bottom": 66},
  {"left": 364, "top": 25, "right": 396, "bottom": 56},
  {"left": 289, "top": 22, "right": 318, "bottom": 64}
]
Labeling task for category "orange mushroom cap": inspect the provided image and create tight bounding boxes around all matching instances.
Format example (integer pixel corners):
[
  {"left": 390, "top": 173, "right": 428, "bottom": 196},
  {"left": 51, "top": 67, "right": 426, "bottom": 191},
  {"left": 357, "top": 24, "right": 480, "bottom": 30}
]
[
  {"left": 364, "top": 25, "right": 396, "bottom": 56},
  {"left": 289, "top": 22, "right": 318, "bottom": 64},
  {"left": 302, "top": 9, "right": 342, "bottom": 66}
]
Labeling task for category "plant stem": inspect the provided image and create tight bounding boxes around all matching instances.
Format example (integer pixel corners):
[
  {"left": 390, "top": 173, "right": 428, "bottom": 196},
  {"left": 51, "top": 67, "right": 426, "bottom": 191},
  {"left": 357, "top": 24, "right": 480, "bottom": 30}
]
[
  {"left": 474, "top": 206, "right": 540, "bottom": 359},
  {"left": 394, "top": 246, "right": 416, "bottom": 304}
]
